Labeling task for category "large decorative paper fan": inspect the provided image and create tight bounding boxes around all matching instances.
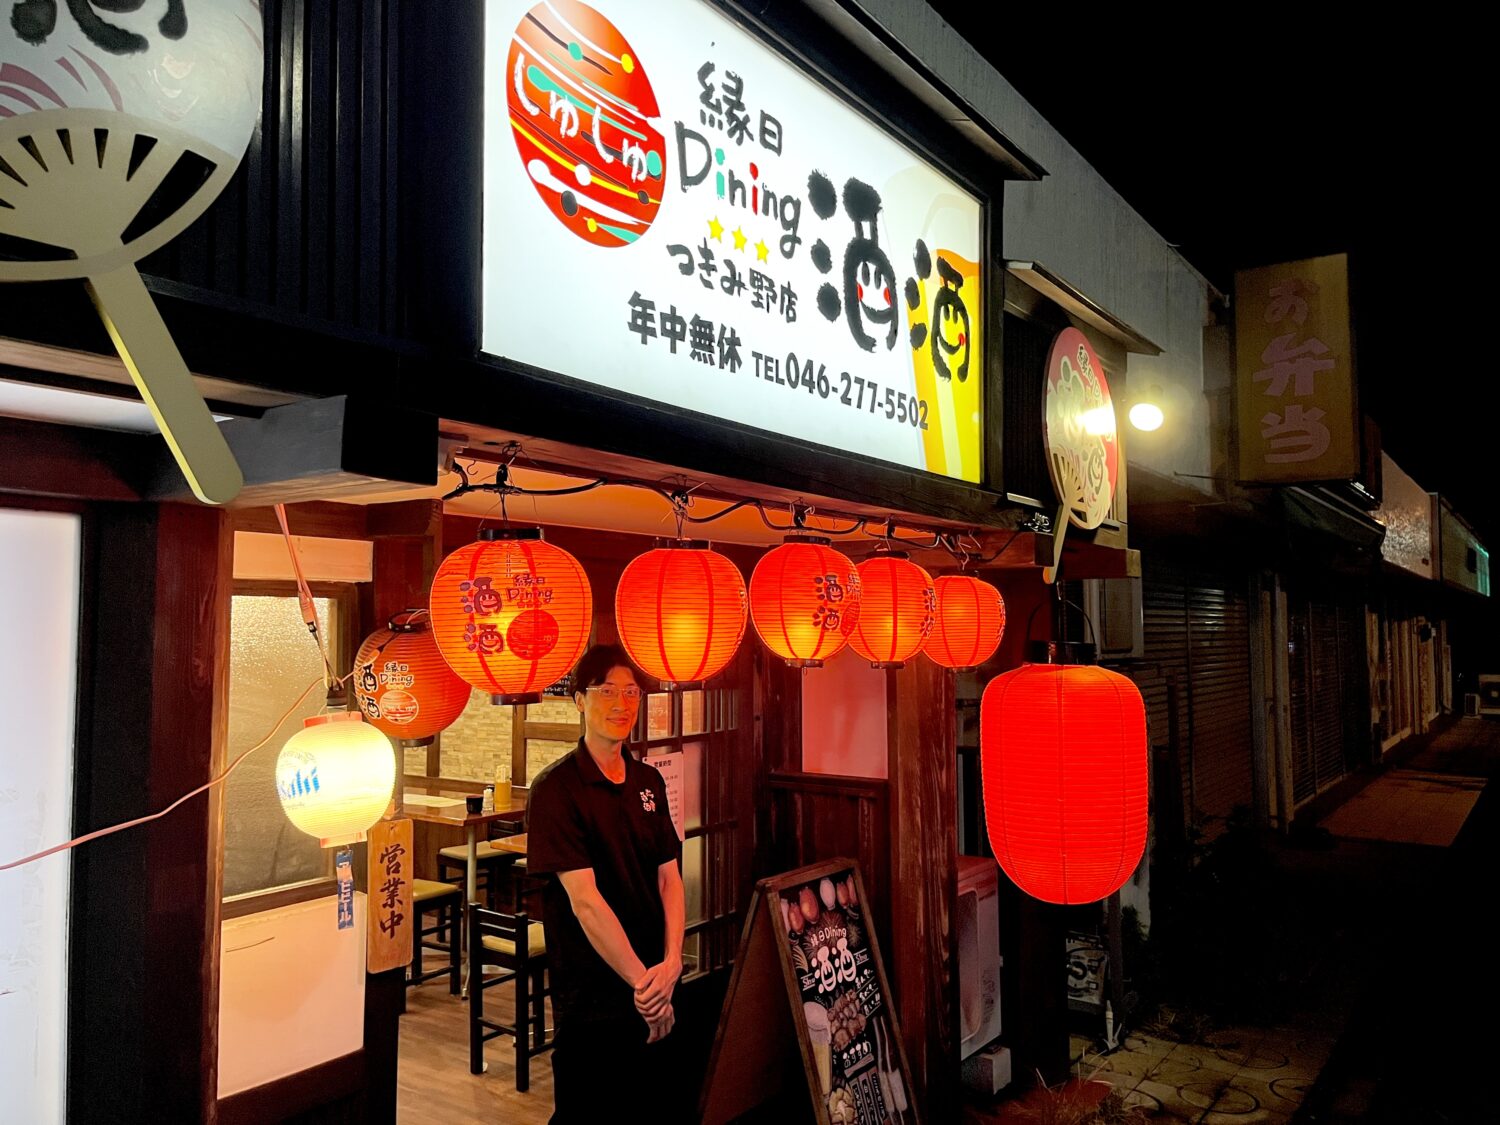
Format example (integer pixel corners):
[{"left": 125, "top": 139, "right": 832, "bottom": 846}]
[{"left": 1, "top": 2, "right": 264, "bottom": 504}]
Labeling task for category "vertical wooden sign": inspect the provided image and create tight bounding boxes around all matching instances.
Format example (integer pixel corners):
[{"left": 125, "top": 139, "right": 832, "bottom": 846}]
[
  {"left": 367, "top": 817, "right": 414, "bottom": 974},
  {"left": 701, "top": 858, "right": 921, "bottom": 1125}
]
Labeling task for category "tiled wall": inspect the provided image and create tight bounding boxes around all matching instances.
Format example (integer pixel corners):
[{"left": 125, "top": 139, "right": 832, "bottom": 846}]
[{"left": 414, "top": 692, "right": 581, "bottom": 783}]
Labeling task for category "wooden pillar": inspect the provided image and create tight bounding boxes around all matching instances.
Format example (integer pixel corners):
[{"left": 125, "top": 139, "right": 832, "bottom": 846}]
[
  {"left": 69, "top": 501, "right": 231, "bottom": 1124},
  {"left": 887, "top": 656, "right": 957, "bottom": 1119}
]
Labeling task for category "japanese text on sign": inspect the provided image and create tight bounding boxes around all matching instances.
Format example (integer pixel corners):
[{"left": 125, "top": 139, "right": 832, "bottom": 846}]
[
  {"left": 484, "top": 0, "right": 984, "bottom": 483},
  {"left": 1235, "top": 254, "right": 1358, "bottom": 483}
]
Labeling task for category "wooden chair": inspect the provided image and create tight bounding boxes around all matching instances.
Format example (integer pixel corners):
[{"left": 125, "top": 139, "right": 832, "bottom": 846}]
[
  {"left": 436, "top": 843, "right": 521, "bottom": 908},
  {"left": 409, "top": 879, "right": 461, "bottom": 994},
  {"left": 468, "top": 902, "right": 553, "bottom": 1091}
]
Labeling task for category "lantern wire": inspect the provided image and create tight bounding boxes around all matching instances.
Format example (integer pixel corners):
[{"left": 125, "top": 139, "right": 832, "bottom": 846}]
[
  {"left": 275, "top": 504, "right": 339, "bottom": 691},
  {"left": 440, "top": 446, "right": 1044, "bottom": 562},
  {"left": 0, "top": 676, "right": 329, "bottom": 873}
]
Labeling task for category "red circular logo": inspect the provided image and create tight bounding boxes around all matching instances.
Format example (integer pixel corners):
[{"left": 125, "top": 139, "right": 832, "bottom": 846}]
[
  {"left": 507, "top": 1, "right": 665, "bottom": 247},
  {"left": 380, "top": 689, "right": 420, "bottom": 724},
  {"left": 508, "top": 609, "right": 561, "bottom": 660}
]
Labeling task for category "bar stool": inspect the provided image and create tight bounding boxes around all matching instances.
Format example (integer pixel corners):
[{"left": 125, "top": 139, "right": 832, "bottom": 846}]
[
  {"left": 436, "top": 842, "right": 521, "bottom": 908},
  {"left": 468, "top": 903, "right": 553, "bottom": 1091},
  {"left": 409, "top": 879, "right": 462, "bottom": 993}
]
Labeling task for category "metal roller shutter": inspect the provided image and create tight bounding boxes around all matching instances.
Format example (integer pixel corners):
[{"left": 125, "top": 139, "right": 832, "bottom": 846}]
[
  {"left": 1187, "top": 581, "right": 1254, "bottom": 826},
  {"left": 1126, "top": 562, "right": 1254, "bottom": 838},
  {"left": 1290, "top": 596, "right": 1368, "bottom": 806}
]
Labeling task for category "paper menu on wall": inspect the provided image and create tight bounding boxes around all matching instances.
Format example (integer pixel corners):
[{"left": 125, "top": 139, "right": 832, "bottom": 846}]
[{"left": 644, "top": 751, "right": 686, "bottom": 841}]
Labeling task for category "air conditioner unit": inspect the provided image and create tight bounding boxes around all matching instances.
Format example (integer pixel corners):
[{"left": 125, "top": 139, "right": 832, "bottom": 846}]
[
  {"left": 1478, "top": 676, "right": 1500, "bottom": 717},
  {"left": 1464, "top": 693, "right": 1481, "bottom": 717},
  {"left": 1081, "top": 577, "right": 1145, "bottom": 659},
  {"left": 956, "top": 857, "right": 1002, "bottom": 1060}
]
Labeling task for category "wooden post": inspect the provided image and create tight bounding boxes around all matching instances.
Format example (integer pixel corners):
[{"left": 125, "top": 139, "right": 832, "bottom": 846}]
[
  {"left": 69, "top": 502, "right": 231, "bottom": 1124},
  {"left": 886, "top": 656, "right": 957, "bottom": 1118}
]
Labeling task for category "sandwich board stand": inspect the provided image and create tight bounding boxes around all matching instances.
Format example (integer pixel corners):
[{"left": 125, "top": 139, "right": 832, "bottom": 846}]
[{"left": 701, "top": 858, "right": 922, "bottom": 1124}]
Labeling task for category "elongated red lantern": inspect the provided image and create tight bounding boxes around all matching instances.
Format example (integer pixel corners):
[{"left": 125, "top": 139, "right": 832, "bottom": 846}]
[
  {"left": 616, "top": 540, "right": 747, "bottom": 688},
  {"left": 429, "top": 528, "right": 593, "bottom": 705},
  {"left": 924, "top": 575, "right": 1006, "bottom": 670},
  {"left": 749, "top": 536, "right": 862, "bottom": 667},
  {"left": 353, "top": 610, "right": 472, "bottom": 744},
  {"left": 980, "top": 661, "right": 1148, "bottom": 904},
  {"left": 847, "top": 553, "right": 935, "bottom": 668}
]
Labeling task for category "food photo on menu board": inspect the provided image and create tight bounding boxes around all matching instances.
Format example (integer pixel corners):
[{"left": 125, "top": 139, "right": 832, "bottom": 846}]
[{"left": 780, "top": 872, "right": 915, "bottom": 1124}]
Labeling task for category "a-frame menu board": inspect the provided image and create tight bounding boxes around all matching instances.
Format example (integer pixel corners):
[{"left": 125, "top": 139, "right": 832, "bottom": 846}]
[{"left": 701, "top": 859, "right": 922, "bottom": 1125}]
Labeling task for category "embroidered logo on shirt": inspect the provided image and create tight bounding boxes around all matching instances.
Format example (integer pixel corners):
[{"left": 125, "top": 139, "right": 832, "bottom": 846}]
[{"left": 639, "top": 788, "right": 657, "bottom": 813}]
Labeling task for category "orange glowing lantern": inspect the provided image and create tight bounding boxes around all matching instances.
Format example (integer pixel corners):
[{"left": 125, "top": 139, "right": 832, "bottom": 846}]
[
  {"left": 980, "top": 660, "right": 1148, "bottom": 904},
  {"left": 749, "top": 536, "right": 862, "bottom": 667},
  {"left": 924, "top": 575, "right": 1006, "bottom": 670},
  {"left": 353, "top": 610, "right": 472, "bottom": 744},
  {"left": 428, "top": 529, "right": 593, "bottom": 704},
  {"left": 847, "top": 553, "right": 935, "bottom": 668},
  {"left": 616, "top": 541, "right": 747, "bottom": 688}
]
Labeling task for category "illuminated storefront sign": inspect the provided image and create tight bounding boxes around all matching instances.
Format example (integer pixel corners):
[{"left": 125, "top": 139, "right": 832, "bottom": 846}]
[
  {"left": 482, "top": 0, "right": 984, "bottom": 483},
  {"left": 1235, "top": 254, "right": 1358, "bottom": 484}
]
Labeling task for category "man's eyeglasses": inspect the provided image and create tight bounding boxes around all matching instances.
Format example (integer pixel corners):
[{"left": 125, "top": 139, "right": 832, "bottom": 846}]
[{"left": 585, "top": 685, "right": 643, "bottom": 702}]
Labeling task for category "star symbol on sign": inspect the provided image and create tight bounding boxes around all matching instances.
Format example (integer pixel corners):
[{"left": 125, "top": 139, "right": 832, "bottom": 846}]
[
  {"left": 708, "top": 217, "right": 725, "bottom": 242},
  {"left": 732, "top": 227, "right": 748, "bottom": 251},
  {"left": 755, "top": 239, "right": 770, "bottom": 262}
]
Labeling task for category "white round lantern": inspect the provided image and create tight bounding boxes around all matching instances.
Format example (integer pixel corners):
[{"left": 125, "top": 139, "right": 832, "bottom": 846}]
[{"left": 275, "top": 713, "right": 396, "bottom": 848}]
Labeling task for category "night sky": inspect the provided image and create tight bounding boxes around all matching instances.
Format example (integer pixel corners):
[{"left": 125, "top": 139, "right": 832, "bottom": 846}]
[{"left": 930, "top": 8, "right": 1492, "bottom": 543}]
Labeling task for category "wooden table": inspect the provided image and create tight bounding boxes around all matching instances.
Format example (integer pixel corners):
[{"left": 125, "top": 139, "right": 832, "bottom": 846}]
[
  {"left": 401, "top": 790, "right": 526, "bottom": 906},
  {"left": 490, "top": 833, "right": 528, "bottom": 856}
]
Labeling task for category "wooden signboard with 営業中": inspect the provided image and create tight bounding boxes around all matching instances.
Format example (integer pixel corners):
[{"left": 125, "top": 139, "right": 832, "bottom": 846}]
[
  {"left": 367, "top": 817, "right": 414, "bottom": 975},
  {"left": 700, "top": 858, "right": 920, "bottom": 1125}
]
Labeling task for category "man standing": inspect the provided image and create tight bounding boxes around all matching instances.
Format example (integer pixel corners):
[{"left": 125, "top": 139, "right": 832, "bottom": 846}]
[{"left": 526, "top": 644, "right": 686, "bottom": 1123}]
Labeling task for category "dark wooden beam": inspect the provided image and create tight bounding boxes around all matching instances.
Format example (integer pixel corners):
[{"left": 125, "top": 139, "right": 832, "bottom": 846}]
[
  {"left": 144, "top": 395, "right": 439, "bottom": 506},
  {"left": 887, "top": 656, "right": 958, "bottom": 1119},
  {"left": 0, "top": 415, "right": 148, "bottom": 502}
]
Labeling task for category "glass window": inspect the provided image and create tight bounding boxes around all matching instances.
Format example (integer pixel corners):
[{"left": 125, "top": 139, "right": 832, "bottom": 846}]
[
  {"left": 223, "top": 595, "right": 335, "bottom": 900},
  {"left": 682, "top": 689, "right": 706, "bottom": 736},
  {"left": 681, "top": 741, "right": 704, "bottom": 830},
  {"left": 683, "top": 836, "right": 706, "bottom": 925},
  {"left": 646, "top": 692, "right": 674, "bottom": 741}
]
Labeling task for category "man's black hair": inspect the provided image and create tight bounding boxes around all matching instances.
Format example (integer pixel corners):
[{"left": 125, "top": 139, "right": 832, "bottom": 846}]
[{"left": 572, "top": 643, "right": 640, "bottom": 693}]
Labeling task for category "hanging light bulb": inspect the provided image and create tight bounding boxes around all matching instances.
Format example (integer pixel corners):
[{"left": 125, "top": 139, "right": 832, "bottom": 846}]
[
  {"left": 616, "top": 540, "right": 747, "bottom": 688},
  {"left": 1128, "top": 384, "right": 1165, "bottom": 432},
  {"left": 276, "top": 712, "right": 396, "bottom": 848}
]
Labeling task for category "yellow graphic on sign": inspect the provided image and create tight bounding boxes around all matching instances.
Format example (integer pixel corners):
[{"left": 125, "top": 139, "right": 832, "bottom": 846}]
[{"left": 906, "top": 247, "right": 982, "bottom": 482}]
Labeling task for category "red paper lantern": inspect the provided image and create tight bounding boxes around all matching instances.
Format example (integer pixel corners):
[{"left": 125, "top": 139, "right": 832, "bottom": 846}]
[
  {"left": 616, "top": 541, "right": 747, "bottom": 688},
  {"left": 353, "top": 610, "right": 472, "bottom": 744},
  {"left": 847, "top": 554, "right": 935, "bottom": 668},
  {"left": 749, "top": 536, "right": 862, "bottom": 667},
  {"left": 980, "top": 662, "right": 1148, "bottom": 904},
  {"left": 429, "top": 528, "right": 593, "bottom": 704},
  {"left": 924, "top": 575, "right": 1006, "bottom": 670}
]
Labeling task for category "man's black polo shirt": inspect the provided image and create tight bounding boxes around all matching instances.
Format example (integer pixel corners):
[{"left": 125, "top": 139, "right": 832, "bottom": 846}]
[{"left": 526, "top": 739, "right": 681, "bottom": 1020}]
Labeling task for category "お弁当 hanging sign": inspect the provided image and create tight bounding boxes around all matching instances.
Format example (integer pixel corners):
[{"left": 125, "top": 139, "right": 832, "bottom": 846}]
[
  {"left": 482, "top": 0, "right": 984, "bottom": 484},
  {"left": 701, "top": 859, "right": 920, "bottom": 1124}
]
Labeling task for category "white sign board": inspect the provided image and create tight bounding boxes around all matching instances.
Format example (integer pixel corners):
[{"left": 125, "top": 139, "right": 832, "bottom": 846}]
[
  {"left": 483, "top": 0, "right": 984, "bottom": 483},
  {"left": 644, "top": 750, "right": 685, "bottom": 842}
]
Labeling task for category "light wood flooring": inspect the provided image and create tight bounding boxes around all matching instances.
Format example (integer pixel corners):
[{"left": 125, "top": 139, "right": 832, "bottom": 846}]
[{"left": 397, "top": 976, "right": 555, "bottom": 1124}]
